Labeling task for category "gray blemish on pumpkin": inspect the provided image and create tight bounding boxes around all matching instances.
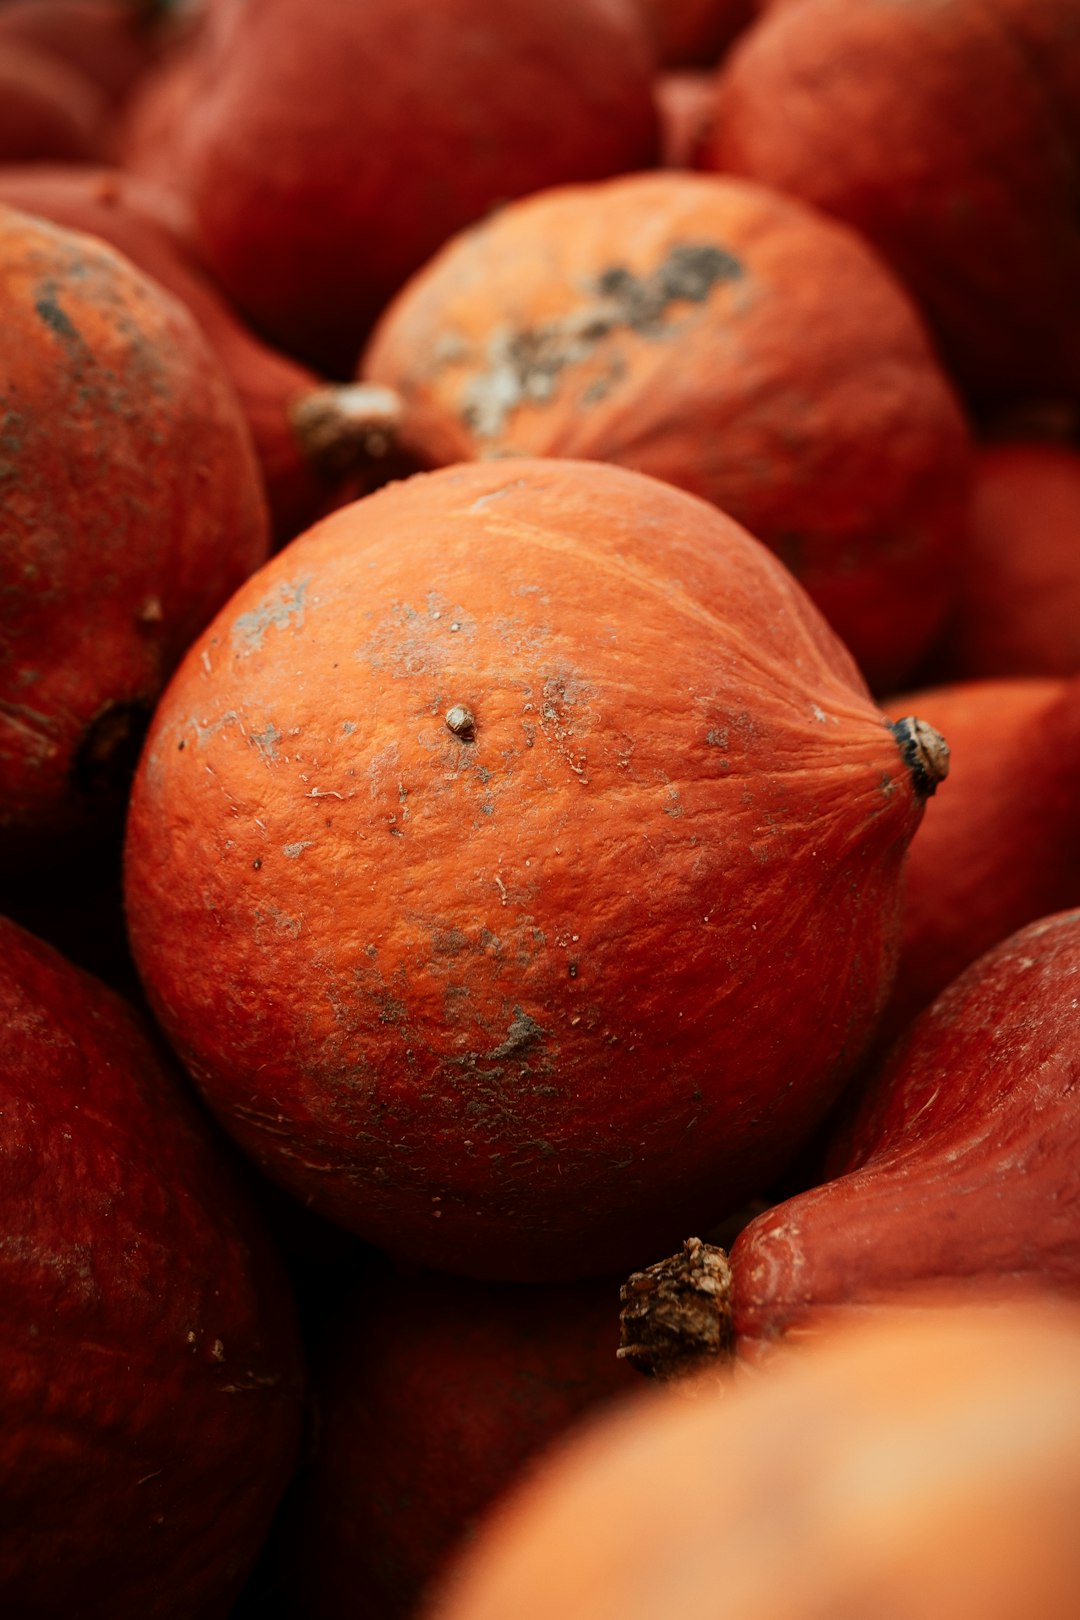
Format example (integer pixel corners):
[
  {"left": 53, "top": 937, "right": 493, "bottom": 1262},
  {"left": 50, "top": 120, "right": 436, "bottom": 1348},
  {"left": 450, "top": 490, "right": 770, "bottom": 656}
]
[
  {"left": 250, "top": 721, "right": 283, "bottom": 762},
  {"left": 283, "top": 841, "right": 312, "bottom": 858},
  {"left": 355, "top": 596, "right": 476, "bottom": 678},
  {"left": 487, "top": 1009, "right": 547, "bottom": 1062},
  {"left": 190, "top": 709, "right": 237, "bottom": 748},
  {"left": 34, "top": 287, "right": 80, "bottom": 346},
  {"left": 459, "top": 241, "right": 744, "bottom": 438},
  {"left": 231, "top": 578, "right": 310, "bottom": 653},
  {"left": 537, "top": 670, "right": 593, "bottom": 783},
  {"left": 0, "top": 407, "right": 26, "bottom": 482}
]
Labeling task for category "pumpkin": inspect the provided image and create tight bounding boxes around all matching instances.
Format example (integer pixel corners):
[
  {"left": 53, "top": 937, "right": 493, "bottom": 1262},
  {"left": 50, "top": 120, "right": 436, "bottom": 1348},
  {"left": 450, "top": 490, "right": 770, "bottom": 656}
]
[
  {"left": 273, "top": 1262, "right": 637, "bottom": 1620},
  {"left": 121, "top": 0, "right": 660, "bottom": 374},
  {"left": 428, "top": 1295, "right": 1080, "bottom": 1620},
  {"left": 939, "top": 441, "right": 1080, "bottom": 680},
  {"left": 0, "top": 203, "right": 268, "bottom": 861},
  {"left": 0, "top": 916, "right": 304, "bottom": 1618},
  {"left": 0, "top": 41, "right": 107, "bottom": 162},
  {"left": 875, "top": 675, "right": 1080, "bottom": 1044},
  {"left": 704, "top": 0, "right": 1080, "bottom": 404},
  {"left": 361, "top": 170, "right": 973, "bottom": 693},
  {"left": 635, "top": 0, "right": 753, "bottom": 66},
  {"left": 124, "top": 457, "right": 945, "bottom": 1281},
  {"left": 720, "top": 908, "right": 1080, "bottom": 1353},
  {"left": 0, "top": 165, "right": 402, "bottom": 545},
  {"left": 0, "top": 0, "right": 160, "bottom": 106}
]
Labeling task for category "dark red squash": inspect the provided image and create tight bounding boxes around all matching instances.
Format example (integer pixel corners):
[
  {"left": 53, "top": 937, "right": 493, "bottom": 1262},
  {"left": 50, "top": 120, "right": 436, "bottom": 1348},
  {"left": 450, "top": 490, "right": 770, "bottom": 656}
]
[
  {"left": 0, "top": 41, "right": 107, "bottom": 163},
  {"left": 274, "top": 1263, "right": 638, "bottom": 1620},
  {"left": 941, "top": 441, "right": 1080, "bottom": 680},
  {"left": 704, "top": 0, "right": 1080, "bottom": 405},
  {"left": 121, "top": 0, "right": 660, "bottom": 373},
  {"left": 724, "top": 909, "right": 1080, "bottom": 1354},
  {"left": 876, "top": 675, "right": 1080, "bottom": 1043},
  {"left": 0, "top": 917, "right": 304, "bottom": 1618}
]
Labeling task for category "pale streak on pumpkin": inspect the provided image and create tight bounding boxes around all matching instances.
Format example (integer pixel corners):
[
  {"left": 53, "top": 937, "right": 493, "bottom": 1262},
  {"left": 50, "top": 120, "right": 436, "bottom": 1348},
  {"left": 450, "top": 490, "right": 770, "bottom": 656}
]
[{"left": 124, "top": 458, "right": 933, "bottom": 1280}]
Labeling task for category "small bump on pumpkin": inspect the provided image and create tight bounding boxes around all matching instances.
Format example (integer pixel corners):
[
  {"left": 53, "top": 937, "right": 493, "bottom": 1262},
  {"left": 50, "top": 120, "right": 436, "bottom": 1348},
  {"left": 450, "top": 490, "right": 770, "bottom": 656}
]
[{"left": 445, "top": 704, "right": 476, "bottom": 741}]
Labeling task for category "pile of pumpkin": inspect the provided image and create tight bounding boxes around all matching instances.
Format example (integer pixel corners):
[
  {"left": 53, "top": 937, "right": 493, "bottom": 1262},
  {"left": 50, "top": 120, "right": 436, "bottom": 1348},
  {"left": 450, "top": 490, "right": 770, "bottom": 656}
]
[{"left": 4, "top": 0, "right": 1080, "bottom": 1615}]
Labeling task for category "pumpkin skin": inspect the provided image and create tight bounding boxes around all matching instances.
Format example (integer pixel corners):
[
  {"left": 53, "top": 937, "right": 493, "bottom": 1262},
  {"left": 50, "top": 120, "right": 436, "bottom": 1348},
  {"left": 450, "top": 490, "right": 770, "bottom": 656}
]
[
  {"left": 727, "top": 909, "right": 1080, "bottom": 1352},
  {"left": 635, "top": 0, "right": 753, "bottom": 66},
  {"left": 0, "top": 204, "right": 268, "bottom": 859},
  {"left": 704, "top": 0, "right": 1080, "bottom": 404},
  {"left": 0, "top": 0, "right": 159, "bottom": 106},
  {"left": 0, "top": 42, "right": 107, "bottom": 163},
  {"left": 361, "top": 171, "right": 973, "bottom": 693},
  {"left": 0, "top": 166, "right": 399, "bottom": 546},
  {"left": 125, "top": 457, "right": 938, "bottom": 1281},
  {"left": 876, "top": 676, "right": 1080, "bottom": 1043},
  {"left": 121, "top": 0, "right": 660, "bottom": 374},
  {"left": 940, "top": 442, "right": 1080, "bottom": 680},
  {"left": 0, "top": 917, "right": 304, "bottom": 1619},
  {"left": 427, "top": 1296, "right": 1080, "bottom": 1620},
  {"left": 274, "top": 1264, "right": 638, "bottom": 1620}
]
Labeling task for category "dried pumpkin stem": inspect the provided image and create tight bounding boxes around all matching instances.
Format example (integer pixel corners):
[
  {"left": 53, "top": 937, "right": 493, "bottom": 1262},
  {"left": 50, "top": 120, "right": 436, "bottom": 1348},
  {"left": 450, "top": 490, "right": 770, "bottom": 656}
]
[
  {"left": 890, "top": 715, "right": 950, "bottom": 799},
  {"left": 291, "top": 383, "right": 404, "bottom": 479},
  {"left": 617, "top": 1237, "right": 734, "bottom": 1381}
]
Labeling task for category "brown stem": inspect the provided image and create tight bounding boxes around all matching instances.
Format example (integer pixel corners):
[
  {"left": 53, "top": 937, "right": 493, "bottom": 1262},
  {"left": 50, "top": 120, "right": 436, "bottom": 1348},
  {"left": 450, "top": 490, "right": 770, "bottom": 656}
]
[
  {"left": 889, "top": 715, "right": 950, "bottom": 799},
  {"left": 617, "top": 1237, "right": 734, "bottom": 1381},
  {"left": 290, "top": 383, "right": 404, "bottom": 481}
]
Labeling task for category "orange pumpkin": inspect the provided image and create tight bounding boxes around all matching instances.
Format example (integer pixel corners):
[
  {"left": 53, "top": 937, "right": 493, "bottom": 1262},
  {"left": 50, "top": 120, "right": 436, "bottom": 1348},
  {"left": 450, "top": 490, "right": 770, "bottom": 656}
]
[
  {"left": 0, "top": 166, "right": 402, "bottom": 545},
  {"left": 428, "top": 1295, "right": 1080, "bottom": 1620},
  {"left": 125, "top": 457, "right": 944, "bottom": 1281},
  {"left": 0, "top": 203, "right": 268, "bottom": 860},
  {"left": 361, "top": 171, "right": 972, "bottom": 693}
]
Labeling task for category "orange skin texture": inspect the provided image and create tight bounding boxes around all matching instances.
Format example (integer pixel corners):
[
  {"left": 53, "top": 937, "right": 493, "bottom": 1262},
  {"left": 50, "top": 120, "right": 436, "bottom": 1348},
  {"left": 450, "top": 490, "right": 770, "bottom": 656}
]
[
  {"left": 122, "top": 0, "right": 661, "bottom": 374},
  {"left": 428, "top": 1297, "right": 1080, "bottom": 1620},
  {"left": 705, "top": 0, "right": 1080, "bottom": 403},
  {"left": 0, "top": 165, "right": 348, "bottom": 545},
  {"left": 729, "top": 909, "right": 1080, "bottom": 1351},
  {"left": 362, "top": 170, "right": 972, "bottom": 693},
  {"left": 942, "top": 442, "right": 1080, "bottom": 680},
  {"left": 0, "top": 42, "right": 107, "bottom": 163},
  {"left": 877, "top": 675, "right": 1080, "bottom": 1043},
  {"left": 0, "top": 918, "right": 304, "bottom": 1618},
  {"left": 277, "top": 1265, "right": 638, "bottom": 1620},
  {"left": 125, "top": 458, "right": 929, "bottom": 1281},
  {"left": 0, "top": 204, "right": 268, "bottom": 856}
]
